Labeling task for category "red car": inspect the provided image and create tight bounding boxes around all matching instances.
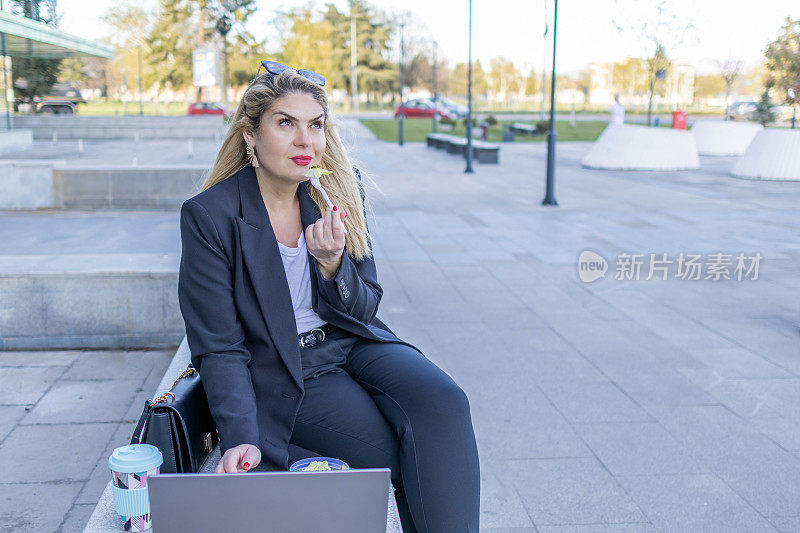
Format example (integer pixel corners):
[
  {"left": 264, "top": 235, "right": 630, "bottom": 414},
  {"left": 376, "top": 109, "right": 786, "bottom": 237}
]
[
  {"left": 394, "top": 99, "right": 454, "bottom": 119},
  {"left": 188, "top": 102, "right": 232, "bottom": 117}
]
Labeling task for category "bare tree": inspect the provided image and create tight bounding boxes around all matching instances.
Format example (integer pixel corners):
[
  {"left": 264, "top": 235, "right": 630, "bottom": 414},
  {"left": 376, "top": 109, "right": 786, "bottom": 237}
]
[
  {"left": 612, "top": 0, "right": 696, "bottom": 126},
  {"left": 718, "top": 59, "right": 742, "bottom": 119}
]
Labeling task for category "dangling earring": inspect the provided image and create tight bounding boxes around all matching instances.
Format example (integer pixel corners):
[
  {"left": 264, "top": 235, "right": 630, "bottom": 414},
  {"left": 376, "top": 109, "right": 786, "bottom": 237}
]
[{"left": 246, "top": 142, "right": 259, "bottom": 168}]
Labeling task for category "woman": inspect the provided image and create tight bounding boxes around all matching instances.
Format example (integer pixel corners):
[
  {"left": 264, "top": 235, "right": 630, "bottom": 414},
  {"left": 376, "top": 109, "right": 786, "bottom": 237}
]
[{"left": 177, "top": 61, "right": 480, "bottom": 532}]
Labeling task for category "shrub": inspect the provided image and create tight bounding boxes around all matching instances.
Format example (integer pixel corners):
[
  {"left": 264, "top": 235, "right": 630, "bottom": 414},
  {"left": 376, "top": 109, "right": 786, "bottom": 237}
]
[{"left": 752, "top": 89, "right": 776, "bottom": 126}]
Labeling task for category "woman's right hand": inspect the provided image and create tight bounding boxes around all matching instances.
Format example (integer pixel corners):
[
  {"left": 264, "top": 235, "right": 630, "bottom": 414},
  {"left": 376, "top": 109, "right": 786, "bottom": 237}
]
[{"left": 215, "top": 444, "right": 261, "bottom": 473}]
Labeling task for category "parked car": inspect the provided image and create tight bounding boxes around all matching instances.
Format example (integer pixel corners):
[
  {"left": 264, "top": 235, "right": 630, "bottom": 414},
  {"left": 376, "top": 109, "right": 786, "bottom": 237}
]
[
  {"left": 726, "top": 100, "right": 757, "bottom": 121},
  {"left": 188, "top": 102, "right": 232, "bottom": 117},
  {"left": 394, "top": 98, "right": 456, "bottom": 119},
  {"left": 727, "top": 100, "right": 795, "bottom": 124},
  {"left": 13, "top": 81, "right": 86, "bottom": 114},
  {"left": 432, "top": 96, "right": 468, "bottom": 119}
]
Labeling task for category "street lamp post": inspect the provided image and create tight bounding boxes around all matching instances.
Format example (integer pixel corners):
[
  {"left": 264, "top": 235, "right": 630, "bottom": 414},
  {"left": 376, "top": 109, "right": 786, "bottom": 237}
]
[
  {"left": 432, "top": 40, "right": 438, "bottom": 133},
  {"left": 465, "top": 0, "right": 474, "bottom": 174},
  {"left": 350, "top": 5, "right": 358, "bottom": 116},
  {"left": 1, "top": 31, "right": 9, "bottom": 129},
  {"left": 540, "top": 1, "right": 548, "bottom": 122},
  {"left": 789, "top": 88, "right": 796, "bottom": 129},
  {"left": 398, "top": 22, "right": 405, "bottom": 147},
  {"left": 216, "top": 16, "right": 232, "bottom": 110},
  {"left": 137, "top": 44, "right": 143, "bottom": 116},
  {"left": 542, "top": 0, "right": 558, "bottom": 206}
]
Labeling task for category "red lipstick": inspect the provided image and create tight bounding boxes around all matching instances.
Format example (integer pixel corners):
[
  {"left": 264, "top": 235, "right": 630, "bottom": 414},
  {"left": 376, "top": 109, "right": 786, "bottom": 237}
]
[{"left": 290, "top": 156, "right": 312, "bottom": 166}]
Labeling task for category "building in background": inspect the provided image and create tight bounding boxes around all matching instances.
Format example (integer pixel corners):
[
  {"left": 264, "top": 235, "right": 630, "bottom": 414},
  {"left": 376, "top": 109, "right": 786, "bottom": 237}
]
[{"left": 0, "top": 8, "right": 113, "bottom": 132}]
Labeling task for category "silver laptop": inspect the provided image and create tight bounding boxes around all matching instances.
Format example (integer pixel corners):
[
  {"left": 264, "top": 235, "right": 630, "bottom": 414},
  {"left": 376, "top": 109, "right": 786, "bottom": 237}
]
[{"left": 148, "top": 468, "right": 391, "bottom": 533}]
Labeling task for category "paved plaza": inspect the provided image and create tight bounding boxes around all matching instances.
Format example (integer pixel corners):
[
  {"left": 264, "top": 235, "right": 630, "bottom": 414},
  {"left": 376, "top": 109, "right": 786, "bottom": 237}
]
[{"left": 1, "top": 118, "right": 799, "bottom": 531}]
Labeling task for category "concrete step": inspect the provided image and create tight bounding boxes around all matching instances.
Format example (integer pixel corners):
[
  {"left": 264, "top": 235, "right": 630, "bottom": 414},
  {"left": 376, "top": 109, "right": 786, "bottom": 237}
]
[
  {"left": 0, "top": 211, "right": 183, "bottom": 350},
  {"left": 55, "top": 165, "right": 208, "bottom": 210},
  {"left": 0, "top": 137, "right": 222, "bottom": 210},
  {"left": 13, "top": 115, "right": 229, "bottom": 140},
  {"left": 0, "top": 162, "right": 208, "bottom": 210}
]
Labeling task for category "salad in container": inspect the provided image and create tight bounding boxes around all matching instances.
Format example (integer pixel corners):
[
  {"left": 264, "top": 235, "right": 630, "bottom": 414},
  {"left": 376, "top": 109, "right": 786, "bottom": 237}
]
[{"left": 290, "top": 456, "right": 349, "bottom": 472}]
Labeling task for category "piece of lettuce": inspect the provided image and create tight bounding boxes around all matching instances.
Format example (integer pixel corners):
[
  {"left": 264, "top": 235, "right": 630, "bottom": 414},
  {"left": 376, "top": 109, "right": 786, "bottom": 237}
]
[
  {"left": 302, "top": 460, "right": 332, "bottom": 471},
  {"left": 303, "top": 166, "right": 333, "bottom": 179}
]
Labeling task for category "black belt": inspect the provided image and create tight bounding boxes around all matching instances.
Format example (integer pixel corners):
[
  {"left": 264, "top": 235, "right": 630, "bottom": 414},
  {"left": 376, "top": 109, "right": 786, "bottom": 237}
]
[{"left": 298, "top": 323, "right": 337, "bottom": 348}]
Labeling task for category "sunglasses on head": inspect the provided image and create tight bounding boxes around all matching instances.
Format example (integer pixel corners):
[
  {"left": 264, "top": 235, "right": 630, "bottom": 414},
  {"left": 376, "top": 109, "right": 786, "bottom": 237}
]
[{"left": 253, "top": 60, "right": 326, "bottom": 87}]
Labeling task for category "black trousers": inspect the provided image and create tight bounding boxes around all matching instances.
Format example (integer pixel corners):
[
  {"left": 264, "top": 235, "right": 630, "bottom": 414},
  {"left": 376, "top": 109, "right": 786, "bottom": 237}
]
[{"left": 287, "top": 325, "right": 480, "bottom": 533}]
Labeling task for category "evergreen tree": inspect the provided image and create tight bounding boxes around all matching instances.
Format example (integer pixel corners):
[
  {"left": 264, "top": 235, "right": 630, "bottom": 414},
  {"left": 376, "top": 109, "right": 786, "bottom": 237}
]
[
  {"left": 275, "top": 6, "right": 337, "bottom": 86},
  {"left": 12, "top": 57, "right": 61, "bottom": 110},
  {"left": 320, "top": 1, "right": 396, "bottom": 100},
  {"left": 753, "top": 88, "right": 776, "bottom": 126},
  {"left": 145, "top": 0, "right": 197, "bottom": 95},
  {"left": 10, "top": 0, "right": 63, "bottom": 111}
]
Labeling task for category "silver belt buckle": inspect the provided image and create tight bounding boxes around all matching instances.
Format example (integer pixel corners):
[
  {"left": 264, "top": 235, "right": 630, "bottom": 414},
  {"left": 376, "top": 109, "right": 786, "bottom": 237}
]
[
  {"left": 311, "top": 327, "right": 326, "bottom": 342},
  {"left": 300, "top": 327, "right": 326, "bottom": 348}
]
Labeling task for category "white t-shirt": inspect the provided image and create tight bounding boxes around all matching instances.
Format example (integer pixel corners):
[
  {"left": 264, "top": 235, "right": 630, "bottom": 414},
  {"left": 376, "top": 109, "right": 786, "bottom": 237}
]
[{"left": 276, "top": 231, "right": 327, "bottom": 335}]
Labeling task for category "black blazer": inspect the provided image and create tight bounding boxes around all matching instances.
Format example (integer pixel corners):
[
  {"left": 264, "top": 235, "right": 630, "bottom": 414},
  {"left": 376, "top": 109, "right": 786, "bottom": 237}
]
[{"left": 177, "top": 163, "right": 422, "bottom": 469}]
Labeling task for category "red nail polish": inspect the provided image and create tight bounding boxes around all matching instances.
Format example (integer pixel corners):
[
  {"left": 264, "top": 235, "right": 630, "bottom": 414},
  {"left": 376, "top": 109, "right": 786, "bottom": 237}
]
[
  {"left": 333, "top": 206, "right": 337, "bottom": 211},
  {"left": 243, "top": 462, "right": 250, "bottom": 469}
]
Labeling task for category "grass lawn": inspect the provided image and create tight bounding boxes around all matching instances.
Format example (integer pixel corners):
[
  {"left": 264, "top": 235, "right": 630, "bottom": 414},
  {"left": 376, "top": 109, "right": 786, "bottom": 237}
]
[{"left": 360, "top": 118, "right": 609, "bottom": 143}]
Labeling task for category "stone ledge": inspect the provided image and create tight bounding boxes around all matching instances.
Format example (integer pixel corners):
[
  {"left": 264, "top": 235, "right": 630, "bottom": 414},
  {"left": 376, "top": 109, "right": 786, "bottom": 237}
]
[
  {"left": 84, "top": 338, "right": 403, "bottom": 532},
  {"left": 0, "top": 254, "right": 182, "bottom": 350}
]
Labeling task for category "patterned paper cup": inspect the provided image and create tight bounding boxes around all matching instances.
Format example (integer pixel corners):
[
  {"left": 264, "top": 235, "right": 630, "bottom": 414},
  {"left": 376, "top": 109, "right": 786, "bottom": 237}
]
[{"left": 108, "top": 444, "right": 163, "bottom": 532}]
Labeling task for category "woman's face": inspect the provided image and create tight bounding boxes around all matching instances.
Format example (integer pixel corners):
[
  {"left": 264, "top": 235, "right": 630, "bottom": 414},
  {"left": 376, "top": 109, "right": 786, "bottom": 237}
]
[{"left": 243, "top": 92, "right": 327, "bottom": 184}]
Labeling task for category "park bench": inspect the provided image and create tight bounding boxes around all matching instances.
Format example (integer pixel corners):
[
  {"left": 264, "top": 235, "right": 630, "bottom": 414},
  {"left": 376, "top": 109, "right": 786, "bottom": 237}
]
[
  {"left": 508, "top": 122, "right": 541, "bottom": 136},
  {"left": 425, "top": 132, "right": 453, "bottom": 149},
  {"left": 84, "top": 337, "right": 403, "bottom": 533},
  {"left": 425, "top": 133, "right": 500, "bottom": 164},
  {"left": 445, "top": 136, "right": 468, "bottom": 154},
  {"left": 471, "top": 140, "right": 501, "bottom": 163}
]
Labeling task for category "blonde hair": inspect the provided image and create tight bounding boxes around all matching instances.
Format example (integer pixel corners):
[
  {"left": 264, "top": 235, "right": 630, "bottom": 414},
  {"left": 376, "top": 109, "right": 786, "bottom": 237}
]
[{"left": 201, "top": 69, "right": 375, "bottom": 261}]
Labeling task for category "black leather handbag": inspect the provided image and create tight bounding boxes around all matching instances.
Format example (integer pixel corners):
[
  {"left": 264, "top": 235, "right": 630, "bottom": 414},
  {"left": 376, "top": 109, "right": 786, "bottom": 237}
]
[{"left": 130, "top": 365, "right": 219, "bottom": 473}]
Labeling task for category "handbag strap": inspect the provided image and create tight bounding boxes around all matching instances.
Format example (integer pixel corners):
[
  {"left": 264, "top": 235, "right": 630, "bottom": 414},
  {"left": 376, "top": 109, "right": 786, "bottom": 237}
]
[
  {"left": 130, "top": 364, "right": 198, "bottom": 445},
  {"left": 170, "top": 365, "right": 198, "bottom": 390},
  {"left": 131, "top": 402, "right": 152, "bottom": 444},
  {"left": 131, "top": 363, "right": 197, "bottom": 444}
]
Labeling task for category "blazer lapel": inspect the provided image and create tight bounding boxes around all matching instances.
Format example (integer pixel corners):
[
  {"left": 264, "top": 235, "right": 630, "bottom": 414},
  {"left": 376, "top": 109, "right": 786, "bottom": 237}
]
[{"left": 234, "top": 165, "right": 309, "bottom": 391}]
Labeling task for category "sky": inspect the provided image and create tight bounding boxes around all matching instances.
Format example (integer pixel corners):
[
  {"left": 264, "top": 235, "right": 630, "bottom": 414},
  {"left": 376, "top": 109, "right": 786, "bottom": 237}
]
[{"left": 57, "top": 0, "right": 799, "bottom": 75}]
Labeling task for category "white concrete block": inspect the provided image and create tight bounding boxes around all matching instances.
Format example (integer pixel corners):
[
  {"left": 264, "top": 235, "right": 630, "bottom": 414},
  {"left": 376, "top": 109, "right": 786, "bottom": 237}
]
[
  {"left": 731, "top": 129, "right": 800, "bottom": 181},
  {"left": 581, "top": 124, "right": 699, "bottom": 171},
  {"left": 691, "top": 120, "right": 762, "bottom": 156}
]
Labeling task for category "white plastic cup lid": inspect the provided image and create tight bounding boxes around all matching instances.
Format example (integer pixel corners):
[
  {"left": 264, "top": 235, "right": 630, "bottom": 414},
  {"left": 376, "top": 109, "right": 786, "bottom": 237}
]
[{"left": 108, "top": 444, "right": 163, "bottom": 474}]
